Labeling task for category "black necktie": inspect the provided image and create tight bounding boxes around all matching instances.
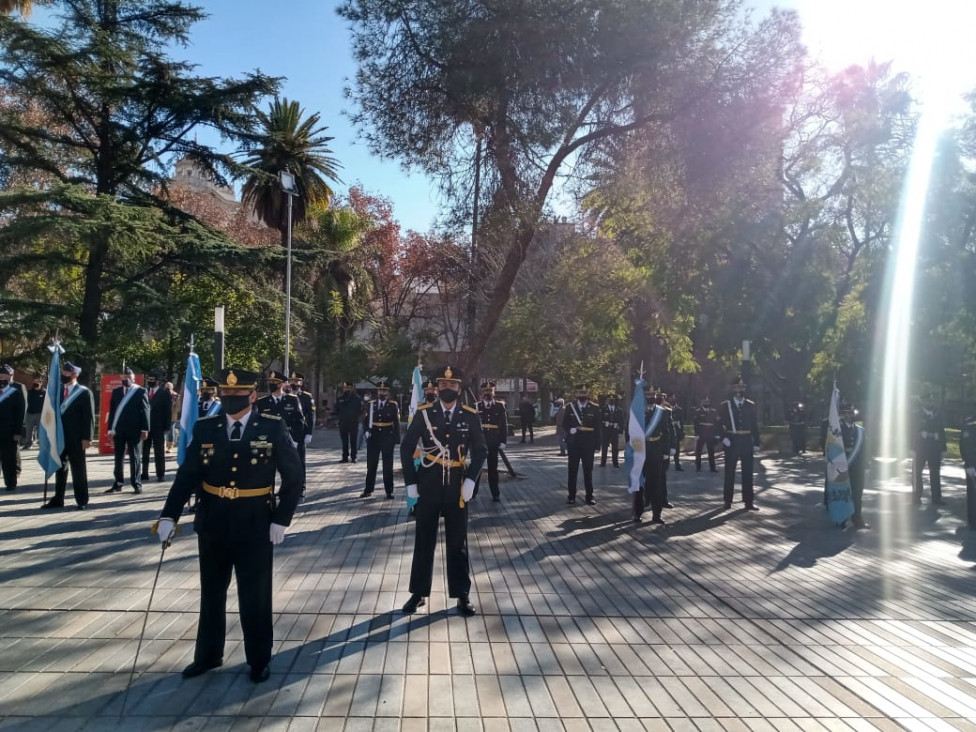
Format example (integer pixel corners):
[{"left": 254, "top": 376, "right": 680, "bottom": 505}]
[{"left": 231, "top": 421, "right": 242, "bottom": 440}]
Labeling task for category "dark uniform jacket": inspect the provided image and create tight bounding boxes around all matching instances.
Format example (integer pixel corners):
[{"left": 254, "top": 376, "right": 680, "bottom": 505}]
[
  {"left": 335, "top": 392, "right": 363, "bottom": 424},
  {"left": 363, "top": 399, "right": 401, "bottom": 443},
  {"left": 960, "top": 416, "right": 976, "bottom": 468},
  {"left": 148, "top": 387, "right": 174, "bottom": 433},
  {"left": 912, "top": 408, "right": 946, "bottom": 453},
  {"left": 256, "top": 393, "right": 305, "bottom": 445},
  {"left": 0, "top": 382, "right": 27, "bottom": 440},
  {"left": 401, "top": 402, "right": 487, "bottom": 489},
  {"left": 60, "top": 383, "right": 95, "bottom": 445},
  {"left": 840, "top": 419, "right": 866, "bottom": 472},
  {"left": 294, "top": 389, "right": 315, "bottom": 436},
  {"left": 518, "top": 400, "right": 535, "bottom": 424},
  {"left": 563, "top": 401, "right": 602, "bottom": 446},
  {"left": 644, "top": 404, "right": 674, "bottom": 454},
  {"left": 477, "top": 400, "right": 509, "bottom": 446},
  {"left": 600, "top": 404, "right": 625, "bottom": 434},
  {"left": 161, "top": 411, "right": 303, "bottom": 531},
  {"left": 693, "top": 407, "right": 719, "bottom": 442},
  {"left": 107, "top": 385, "right": 150, "bottom": 436},
  {"left": 718, "top": 398, "right": 760, "bottom": 448},
  {"left": 27, "top": 387, "right": 45, "bottom": 415},
  {"left": 669, "top": 404, "right": 685, "bottom": 442}
]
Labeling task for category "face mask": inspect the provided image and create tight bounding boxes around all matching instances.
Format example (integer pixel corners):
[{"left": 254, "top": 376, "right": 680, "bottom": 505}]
[
  {"left": 577, "top": 396, "right": 588, "bottom": 403},
  {"left": 0, "top": 380, "right": 8, "bottom": 389},
  {"left": 147, "top": 380, "right": 157, "bottom": 388},
  {"left": 122, "top": 378, "right": 132, "bottom": 387},
  {"left": 439, "top": 388, "right": 459, "bottom": 403},
  {"left": 221, "top": 395, "right": 252, "bottom": 414},
  {"left": 201, "top": 391, "right": 215, "bottom": 399},
  {"left": 378, "top": 392, "right": 389, "bottom": 400},
  {"left": 343, "top": 388, "right": 351, "bottom": 394},
  {"left": 482, "top": 394, "right": 493, "bottom": 401},
  {"left": 424, "top": 393, "right": 436, "bottom": 403},
  {"left": 61, "top": 374, "right": 73, "bottom": 384}
]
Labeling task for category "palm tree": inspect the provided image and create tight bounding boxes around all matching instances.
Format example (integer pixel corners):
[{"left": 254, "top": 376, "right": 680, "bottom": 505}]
[{"left": 240, "top": 97, "right": 342, "bottom": 246}]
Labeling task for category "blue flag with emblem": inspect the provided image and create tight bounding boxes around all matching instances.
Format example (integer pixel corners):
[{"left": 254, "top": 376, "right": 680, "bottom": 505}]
[
  {"left": 177, "top": 352, "right": 201, "bottom": 466},
  {"left": 37, "top": 342, "right": 65, "bottom": 479},
  {"left": 623, "top": 378, "right": 647, "bottom": 493},
  {"left": 825, "top": 382, "right": 855, "bottom": 526}
]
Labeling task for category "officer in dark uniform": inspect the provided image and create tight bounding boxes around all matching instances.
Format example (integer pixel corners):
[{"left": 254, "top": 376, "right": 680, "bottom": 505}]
[
  {"left": 257, "top": 370, "right": 306, "bottom": 491},
  {"left": 912, "top": 393, "right": 947, "bottom": 506},
  {"left": 718, "top": 376, "right": 761, "bottom": 510},
  {"left": 563, "top": 383, "right": 602, "bottom": 505},
  {"left": 142, "top": 369, "right": 171, "bottom": 482},
  {"left": 400, "top": 365, "right": 487, "bottom": 616},
  {"left": 198, "top": 378, "right": 221, "bottom": 418},
  {"left": 362, "top": 379, "right": 400, "bottom": 498},
  {"left": 155, "top": 367, "right": 303, "bottom": 683},
  {"left": 474, "top": 380, "right": 508, "bottom": 501},
  {"left": 788, "top": 402, "right": 808, "bottom": 455},
  {"left": 22, "top": 377, "right": 45, "bottom": 449},
  {"left": 693, "top": 396, "right": 720, "bottom": 472},
  {"left": 104, "top": 366, "right": 150, "bottom": 494},
  {"left": 633, "top": 385, "right": 673, "bottom": 524},
  {"left": 599, "top": 394, "right": 624, "bottom": 468},
  {"left": 43, "top": 360, "right": 94, "bottom": 510},
  {"left": 288, "top": 371, "right": 315, "bottom": 484},
  {"left": 422, "top": 378, "right": 438, "bottom": 404},
  {"left": 959, "top": 412, "right": 976, "bottom": 529},
  {"left": 0, "top": 365, "right": 26, "bottom": 491},
  {"left": 335, "top": 381, "right": 363, "bottom": 462},
  {"left": 667, "top": 393, "right": 685, "bottom": 470},
  {"left": 839, "top": 402, "right": 868, "bottom": 529},
  {"left": 654, "top": 389, "right": 677, "bottom": 509}
]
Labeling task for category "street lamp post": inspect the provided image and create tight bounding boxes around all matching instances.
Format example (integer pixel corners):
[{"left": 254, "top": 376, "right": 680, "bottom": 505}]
[{"left": 280, "top": 171, "right": 297, "bottom": 375}]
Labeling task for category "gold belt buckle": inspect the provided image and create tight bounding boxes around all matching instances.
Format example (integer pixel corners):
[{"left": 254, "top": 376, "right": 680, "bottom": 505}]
[{"left": 219, "top": 485, "right": 239, "bottom": 500}]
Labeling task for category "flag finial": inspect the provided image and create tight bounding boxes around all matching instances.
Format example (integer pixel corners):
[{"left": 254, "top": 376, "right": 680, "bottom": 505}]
[
  {"left": 188, "top": 334, "right": 196, "bottom": 354},
  {"left": 638, "top": 360, "right": 645, "bottom": 380}
]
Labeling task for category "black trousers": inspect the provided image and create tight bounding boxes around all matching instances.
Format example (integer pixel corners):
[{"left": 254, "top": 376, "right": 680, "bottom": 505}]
[
  {"left": 409, "top": 475, "right": 469, "bottom": 597},
  {"left": 723, "top": 438, "right": 755, "bottom": 506},
  {"left": 1, "top": 438, "right": 19, "bottom": 488},
  {"left": 633, "top": 446, "right": 666, "bottom": 518},
  {"left": 967, "top": 471, "right": 976, "bottom": 529},
  {"left": 195, "top": 532, "right": 273, "bottom": 669},
  {"left": 695, "top": 437, "right": 717, "bottom": 470},
  {"left": 913, "top": 448, "right": 942, "bottom": 502},
  {"left": 789, "top": 424, "right": 807, "bottom": 453},
  {"left": 567, "top": 437, "right": 596, "bottom": 501},
  {"left": 600, "top": 429, "right": 620, "bottom": 467},
  {"left": 850, "top": 464, "right": 865, "bottom": 521},
  {"left": 141, "top": 430, "right": 166, "bottom": 479},
  {"left": 54, "top": 443, "right": 88, "bottom": 506},
  {"left": 339, "top": 421, "right": 358, "bottom": 460},
  {"left": 521, "top": 421, "right": 534, "bottom": 442},
  {"left": 473, "top": 443, "right": 502, "bottom": 499},
  {"left": 112, "top": 433, "right": 143, "bottom": 489},
  {"left": 365, "top": 436, "right": 396, "bottom": 495},
  {"left": 296, "top": 439, "right": 307, "bottom": 490}
]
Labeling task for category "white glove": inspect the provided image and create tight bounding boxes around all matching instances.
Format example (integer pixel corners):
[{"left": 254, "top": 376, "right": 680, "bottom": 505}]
[
  {"left": 364, "top": 431, "right": 371, "bottom": 440},
  {"left": 269, "top": 523, "right": 287, "bottom": 545},
  {"left": 462, "top": 478, "right": 475, "bottom": 502},
  {"left": 406, "top": 484, "right": 418, "bottom": 499},
  {"left": 753, "top": 445, "right": 760, "bottom": 454},
  {"left": 722, "top": 438, "right": 731, "bottom": 447},
  {"left": 107, "top": 430, "right": 115, "bottom": 437},
  {"left": 570, "top": 428, "right": 578, "bottom": 435},
  {"left": 304, "top": 434, "right": 312, "bottom": 445},
  {"left": 156, "top": 518, "right": 175, "bottom": 545},
  {"left": 499, "top": 443, "right": 507, "bottom": 451},
  {"left": 966, "top": 467, "right": 976, "bottom": 479}
]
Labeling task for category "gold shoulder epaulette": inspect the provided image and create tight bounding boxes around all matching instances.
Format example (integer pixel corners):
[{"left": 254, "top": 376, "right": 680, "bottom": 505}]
[
  {"left": 462, "top": 404, "right": 478, "bottom": 414},
  {"left": 261, "top": 413, "right": 282, "bottom": 420},
  {"left": 417, "top": 403, "right": 433, "bottom": 411}
]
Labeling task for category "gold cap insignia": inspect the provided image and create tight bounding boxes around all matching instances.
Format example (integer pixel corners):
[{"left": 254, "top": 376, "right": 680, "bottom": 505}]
[
  {"left": 227, "top": 371, "right": 238, "bottom": 386},
  {"left": 290, "top": 372, "right": 298, "bottom": 379},
  {"left": 445, "top": 367, "right": 453, "bottom": 379}
]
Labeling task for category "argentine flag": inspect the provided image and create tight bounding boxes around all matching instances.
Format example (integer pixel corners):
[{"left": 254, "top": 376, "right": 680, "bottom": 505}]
[
  {"left": 623, "top": 378, "right": 647, "bottom": 493},
  {"left": 825, "top": 383, "right": 854, "bottom": 526},
  {"left": 408, "top": 365, "right": 423, "bottom": 424},
  {"left": 177, "top": 352, "right": 202, "bottom": 466},
  {"left": 37, "top": 343, "right": 65, "bottom": 478}
]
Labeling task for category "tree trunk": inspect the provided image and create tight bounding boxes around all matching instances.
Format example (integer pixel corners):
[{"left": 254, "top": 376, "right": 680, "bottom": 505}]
[{"left": 78, "top": 228, "right": 110, "bottom": 386}]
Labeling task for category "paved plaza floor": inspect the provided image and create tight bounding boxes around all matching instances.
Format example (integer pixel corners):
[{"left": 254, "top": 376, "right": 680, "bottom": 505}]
[{"left": 2, "top": 428, "right": 976, "bottom": 731}]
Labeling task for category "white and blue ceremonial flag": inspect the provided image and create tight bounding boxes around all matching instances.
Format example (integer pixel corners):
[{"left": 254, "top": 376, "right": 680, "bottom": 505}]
[
  {"left": 825, "top": 383, "right": 855, "bottom": 526},
  {"left": 37, "top": 343, "right": 65, "bottom": 478},
  {"left": 623, "top": 378, "right": 647, "bottom": 493},
  {"left": 408, "top": 365, "right": 423, "bottom": 424},
  {"left": 177, "top": 352, "right": 202, "bottom": 466}
]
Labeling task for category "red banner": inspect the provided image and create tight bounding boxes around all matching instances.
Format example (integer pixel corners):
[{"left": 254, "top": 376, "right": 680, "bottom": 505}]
[{"left": 98, "top": 374, "right": 145, "bottom": 454}]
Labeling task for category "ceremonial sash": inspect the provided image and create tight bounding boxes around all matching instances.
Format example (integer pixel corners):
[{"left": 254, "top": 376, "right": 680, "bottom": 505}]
[
  {"left": 369, "top": 401, "right": 375, "bottom": 429},
  {"left": 61, "top": 384, "right": 87, "bottom": 414},
  {"left": 0, "top": 386, "right": 15, "bottom": 406},
  {"left": 110, "top": 386, "right": 142, "bottom": 432},
  {"left": 727, "top": 401, "right": 738, "bottom": 433},
  {"left": 206, "top": 401, "right": 222, "bottom": 416},
  {"left": 847, "top": 424, "right": 864, "bottom": 464},
  {"left": 644, "top": 405, "right": 664, "bottom": 437},
  {"left": 569, "top": 402, "right": 584, "bottom": 426}
]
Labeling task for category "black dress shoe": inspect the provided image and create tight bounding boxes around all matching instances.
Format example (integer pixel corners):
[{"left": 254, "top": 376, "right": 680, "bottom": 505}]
[
  {"left": 133, "top": 485, "right": 142, "bottom": 494},
  {"left": 662, "top": 502, "right": 674, "bottom": 509},
  {"left": 566, "top": 497, "right": 576, "bottom": 504},
  {"left": 933, "top": 499, "right": 947, "bottom": 506},
  {"left": 402, "top": 594, "right": 426, "bottom": 614},
  {"left": 104, "top": 485, "right": 122, "bottom": 494},
  {"left": 249, "top": 665, "right": 270, "bottom": 683},
  {"left": 710, "top": 468, "right": 719, "bottom": 473},
  {"left": 141, "top": 475, "right": 150, "bottom": 482},
  {"left": 385, "top": 493, "right": 394, "bottom": 500},
  {"left": 76, "top": 504, "right": 88, "bottom": 510},
  {"left": 492, "top": 496, "right": 500, "bottom": 502},
  {"left": 585, "top": 498, "right": 596, "bottom": 506},
  {"left": 723, "top": 502, "right": 732, "bottom": 509},
  {"left": 745, "top": 504, "right": 760, "bottom": 511},
  {"left": 650, "top": 516, "right": 665, "bottom": 525},
  {"left": 182, "top": 659, "right": 222, "bottom": 678},
  {"left": 340, "top": 458, "right": 349, "bottom": 463},
  {"left": 41, "top": 500, "right": 65, "bottom": 509},
  {"left": 360, "top": 490, "right": 373, "bottom": 498},
  {"left": 351, "top": 457, "right": 357, "bottom": 463},
  {"left": 675, "top": 465, "right": 683, "bottom": 471},
  {"left": 457, "top": 595, "right": 477, "bottom": 616}
]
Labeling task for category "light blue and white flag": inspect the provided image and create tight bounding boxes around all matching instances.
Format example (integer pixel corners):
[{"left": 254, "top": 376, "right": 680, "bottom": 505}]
[
  {"left": 37, "top": 343, "right": 65, "bottom": 478},
  {"left": 406, "top": 364, "right": 424, "bottom": 512},
  {"left": 623, "top": 377, "right": 647, "bottom": 494},
  {"left": 177, "top": 352, "right": 202, "bottom": 466},
  {"left": 825, "top": 382, "right": 855, "bottom": 526}
]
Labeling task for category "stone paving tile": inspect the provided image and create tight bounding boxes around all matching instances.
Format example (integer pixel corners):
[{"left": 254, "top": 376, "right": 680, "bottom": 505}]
[{"left": 4, "top": 437, "right": 976, "bottom": 729}]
